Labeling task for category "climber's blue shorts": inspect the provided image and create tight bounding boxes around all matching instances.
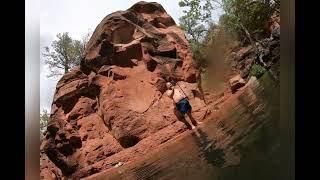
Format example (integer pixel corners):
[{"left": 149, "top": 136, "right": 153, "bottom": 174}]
[{"left": 176, "top": 98, "right": 192, "bottom": 115}]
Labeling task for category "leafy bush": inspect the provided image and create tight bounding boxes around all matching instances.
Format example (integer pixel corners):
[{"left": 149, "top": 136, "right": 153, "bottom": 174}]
[
  {"left": 40, "top": 109, "right": 50, "bottom": 134},
  {"left": 190, "top": 41, "right": 207, "bottom": 69},
  {"left": 249, "top": 64, "right": 267, "bottom": 78}
]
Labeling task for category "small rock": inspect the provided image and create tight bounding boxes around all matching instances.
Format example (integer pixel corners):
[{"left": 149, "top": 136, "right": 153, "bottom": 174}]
[
  {"left": 114, "top": 162, "right": 124, "bottom": 168},
  {"left": 65, "top": 124, "right": 73, "bottom": 131},
  {"left": 247, "top": 76, "right": 259, "bottom": 88},
  {"left": 131, "top": 59, "right": 139, "bottom": 65},
  {"left": 204, "top": 143, "right": 212, "bottom": 150},
  {"left": 229, "top": 75, "right": 246, "bottom": 93}
]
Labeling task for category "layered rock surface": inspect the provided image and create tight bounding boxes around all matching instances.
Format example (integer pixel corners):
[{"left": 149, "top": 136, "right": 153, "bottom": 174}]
[
  {"left": 40, "top": 2, "right": 209, "bottom": 179},
  {"left": 227, "top": 13, "right": 280, "bottom": 85}
]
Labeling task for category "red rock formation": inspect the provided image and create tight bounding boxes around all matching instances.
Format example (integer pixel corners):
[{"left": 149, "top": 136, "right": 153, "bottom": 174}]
[
  {"left": 229, "top": 74, "right": 246, "bottom": 93},
  {"left": 40, "top": 2, "right": 209, "bottom": 179}
]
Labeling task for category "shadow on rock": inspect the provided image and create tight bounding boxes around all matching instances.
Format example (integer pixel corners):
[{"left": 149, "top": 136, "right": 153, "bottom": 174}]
[{"left": 191, "top": 128, "right": 226, "bottom": 168}]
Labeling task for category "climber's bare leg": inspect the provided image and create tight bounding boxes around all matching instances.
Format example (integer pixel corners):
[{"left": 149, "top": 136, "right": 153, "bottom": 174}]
[
  {"left": 174, "top": 108, "right": 193, "bottom": 129},
  {"left": 186, "top": 110, "right": 202, "bottom": 126}
]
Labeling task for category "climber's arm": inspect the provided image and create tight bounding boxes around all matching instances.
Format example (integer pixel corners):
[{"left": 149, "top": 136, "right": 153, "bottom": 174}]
[{"left": 166, "top": 89, "right": 174, "bottom": 99}]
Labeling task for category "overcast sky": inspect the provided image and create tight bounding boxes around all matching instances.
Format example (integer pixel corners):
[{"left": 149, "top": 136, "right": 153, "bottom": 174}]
[{"left": 40, "top": 0, "right": 223, "bottom": 112}]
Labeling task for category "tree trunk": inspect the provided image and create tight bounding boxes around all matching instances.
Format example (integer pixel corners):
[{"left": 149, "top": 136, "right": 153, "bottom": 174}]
[
  {"left": 64, "top": 63, "right": 69, "bottom": 74},
  {"left": 239, "top": 22, "right": 254, "bottom": 46},
  {"left": 238, "top": 21, "right": 261, "bottom": 56}
]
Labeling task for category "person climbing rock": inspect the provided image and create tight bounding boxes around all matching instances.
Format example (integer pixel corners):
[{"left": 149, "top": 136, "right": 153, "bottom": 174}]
[{"left": 166, "top": 82, "right": 202, "bottom": 129}]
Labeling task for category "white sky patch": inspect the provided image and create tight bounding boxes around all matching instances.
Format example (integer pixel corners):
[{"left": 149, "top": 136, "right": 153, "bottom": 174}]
[{"left": 40, "top": 0, "right": 222, "bottom": 112}]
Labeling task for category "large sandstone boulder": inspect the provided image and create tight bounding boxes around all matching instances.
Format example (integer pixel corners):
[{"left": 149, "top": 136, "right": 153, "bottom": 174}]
[{"left": 40, "top": 2, "right": 209, "bottom": 179}]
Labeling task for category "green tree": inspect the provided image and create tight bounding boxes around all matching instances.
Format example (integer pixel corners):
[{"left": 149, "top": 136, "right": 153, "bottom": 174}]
[
  {"left": 178, "top": 0, "right": 221, "bottom": 69},
  {"left": 178, "top": 0, "right": 217, "bottom": 43},
  {"left": 179, "top": 0, "right": 278, "bottom": 69},
  {"left": 82, "top": 30, "right": 92, "bottom": 49},
  {"left": 42, "top": 32, "right": 88, "bottom": 77},
  {"left": 40, "top": 109, "right": 50, "bottom": 139},
  {"left": 219, "top": 0, "right": 275, "bottom": 43}
]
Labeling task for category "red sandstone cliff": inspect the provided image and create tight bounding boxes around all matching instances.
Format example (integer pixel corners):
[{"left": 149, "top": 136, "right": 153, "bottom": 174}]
[{"left": 40, "top": 2, "right": 210, "bottom": 179}]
